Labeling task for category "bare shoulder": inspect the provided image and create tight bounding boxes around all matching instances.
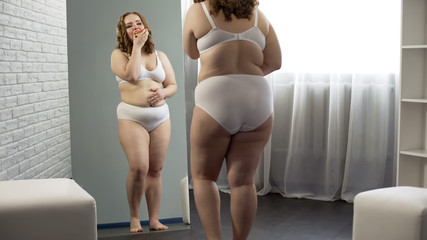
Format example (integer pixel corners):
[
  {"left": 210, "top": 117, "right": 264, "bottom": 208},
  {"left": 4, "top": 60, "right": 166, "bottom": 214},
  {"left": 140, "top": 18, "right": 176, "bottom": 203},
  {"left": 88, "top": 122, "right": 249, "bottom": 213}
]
[
  {"left": 187, "top": 2, "right": 202, "bottom": 15},
  {"left": 185, "top": 2, "right": 212, "bottom": 39},
  {"left": 186, "top": 2, "right": 205, "bottom": 24},
  {"left": 157, "top": 50, "right": 165, "bottom": 57},
  {"left": 111, "top": 48, "right": 127, "bottom": 59},
  {"left": 156, "top": 50, "right": 169, "bottom": 60},
  {"left": 156, "top": 50, "right": 172, "bottom": 66},
  {"left": 111, "top": 48, "right": 122, "bottom": 55}
]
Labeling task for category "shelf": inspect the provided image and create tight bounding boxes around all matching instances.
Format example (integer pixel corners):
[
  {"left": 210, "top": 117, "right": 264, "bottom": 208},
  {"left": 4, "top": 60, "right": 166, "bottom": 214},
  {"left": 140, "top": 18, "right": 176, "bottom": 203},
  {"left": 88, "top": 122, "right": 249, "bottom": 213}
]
[
  {"left": 402, "top": 98, "right": 427, "bottom": 103},
  {"left": 399, "top": 0, "right": 427, "bottom": 188},
  {"left": 400, "top": 149, "right": 427, "bottom": 158},
  {"left": 402, "top": 45, "right": 427, "bottom": 49}
]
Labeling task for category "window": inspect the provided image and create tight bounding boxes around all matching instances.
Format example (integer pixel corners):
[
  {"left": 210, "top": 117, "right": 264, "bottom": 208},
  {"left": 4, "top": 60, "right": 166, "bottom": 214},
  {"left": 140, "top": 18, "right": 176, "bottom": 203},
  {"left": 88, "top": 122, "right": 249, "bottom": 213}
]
[{"left": 260, "top": 0, "right": 400, "bottom": 73}]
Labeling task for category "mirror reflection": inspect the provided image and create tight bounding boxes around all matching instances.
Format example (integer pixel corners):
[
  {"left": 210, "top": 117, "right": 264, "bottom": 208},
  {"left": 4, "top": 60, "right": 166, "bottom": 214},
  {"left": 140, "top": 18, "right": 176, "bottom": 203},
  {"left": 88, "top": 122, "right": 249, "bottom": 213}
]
[
  {"left": 67, "top": 0, "right": 189, "bottom": 237},
  {"left": 111, "top": 11, "right": 177, "bottom": 232}
]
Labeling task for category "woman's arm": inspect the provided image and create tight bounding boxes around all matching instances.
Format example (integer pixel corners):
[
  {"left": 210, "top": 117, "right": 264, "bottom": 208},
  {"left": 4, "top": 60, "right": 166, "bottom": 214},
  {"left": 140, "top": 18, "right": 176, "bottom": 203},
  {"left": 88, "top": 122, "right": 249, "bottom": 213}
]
[
  {"left": 147, "top": 51, "right": 177, "bottom": 105},
  {"left": 259, "top": 11, "right": 282, "bottom": 76},
  {"left": 110, "top": 30, "right": 148, "bottom": 81},
  {"left": 183, "top": 3, "right": 200, "bottom": 59}
]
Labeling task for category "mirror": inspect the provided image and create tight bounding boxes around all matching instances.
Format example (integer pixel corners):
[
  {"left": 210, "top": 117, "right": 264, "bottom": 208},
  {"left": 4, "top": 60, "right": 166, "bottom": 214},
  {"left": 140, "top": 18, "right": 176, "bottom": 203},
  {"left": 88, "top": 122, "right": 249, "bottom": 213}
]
[{"left": 66, "top": 0, "right": 189, "bottom": 236}]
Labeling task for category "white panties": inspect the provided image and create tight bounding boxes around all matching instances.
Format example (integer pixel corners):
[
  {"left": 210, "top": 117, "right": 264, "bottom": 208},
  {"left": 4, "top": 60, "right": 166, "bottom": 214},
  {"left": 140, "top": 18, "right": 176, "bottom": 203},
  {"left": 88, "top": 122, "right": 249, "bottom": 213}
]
[
  {"left": 117, "top": 102, "right": 169, "bottom": 132},
  {"left": 195, "top": 74, "right": 273, "bottom": 134}
]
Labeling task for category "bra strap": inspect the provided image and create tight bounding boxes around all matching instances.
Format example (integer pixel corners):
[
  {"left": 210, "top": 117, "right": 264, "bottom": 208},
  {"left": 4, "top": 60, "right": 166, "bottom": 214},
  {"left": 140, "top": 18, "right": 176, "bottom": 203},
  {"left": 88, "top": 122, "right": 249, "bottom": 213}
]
[
  {"left": 254, "top": 8, "right": 259, "bottom": 26},
  {"left": 123, "top": 51, "right": 131, "bottom": 59},
  {"left": 201, "top": 2, "right": 216, "bottom": 28}
]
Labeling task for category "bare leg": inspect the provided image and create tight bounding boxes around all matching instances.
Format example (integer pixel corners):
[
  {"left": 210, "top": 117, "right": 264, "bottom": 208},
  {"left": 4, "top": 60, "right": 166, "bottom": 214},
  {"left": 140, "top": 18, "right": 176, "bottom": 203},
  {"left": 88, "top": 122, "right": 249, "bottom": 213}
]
[
  {"left": 145, "top": 120, "right": 171, "bottom": 230},
  {"left": 118, "top": 119, "right": 150, "bottom": 233},
  {"left": 190, "top": 106, "right": 231, "bottom": 240},
  {"left": 226, "top": 115, "right": 273, "bottom": 240}
]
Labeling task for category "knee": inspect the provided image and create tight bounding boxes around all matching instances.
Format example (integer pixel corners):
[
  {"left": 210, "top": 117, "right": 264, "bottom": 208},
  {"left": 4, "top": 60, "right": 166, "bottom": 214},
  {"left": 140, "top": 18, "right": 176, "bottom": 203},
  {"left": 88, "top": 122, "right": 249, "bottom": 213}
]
[
  {"left": 192, "top": 172, "right": 219, "bottom": 183},
  {"left": 227, "top": 173, "right": 254, "bottom": 189},
  {"left": 129, "top": 166, "right": 148, "bottom": 180},
  {"left": 147, "top": 167, "right": 162, "bottom": 178},
  {"left": 191, "top": 163, "right": 220, "bottom": 183}
]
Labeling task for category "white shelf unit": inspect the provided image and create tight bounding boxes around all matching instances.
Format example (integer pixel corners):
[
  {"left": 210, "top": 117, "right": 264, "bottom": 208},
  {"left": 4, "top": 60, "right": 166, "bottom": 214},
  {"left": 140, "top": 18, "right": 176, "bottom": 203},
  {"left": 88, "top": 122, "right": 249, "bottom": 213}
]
[{"left": 398, "top": 0, "right": 427, "bottom": 188}]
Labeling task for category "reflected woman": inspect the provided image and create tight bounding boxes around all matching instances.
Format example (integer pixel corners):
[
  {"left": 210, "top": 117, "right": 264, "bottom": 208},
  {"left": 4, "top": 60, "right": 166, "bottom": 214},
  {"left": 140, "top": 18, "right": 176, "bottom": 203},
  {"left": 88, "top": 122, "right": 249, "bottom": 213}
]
[
  {"left": 111, "top": 12, "right": 177, "bottom": 232},
  {"left": 183, "top": 0, "right": 281, "bottom": 239}
]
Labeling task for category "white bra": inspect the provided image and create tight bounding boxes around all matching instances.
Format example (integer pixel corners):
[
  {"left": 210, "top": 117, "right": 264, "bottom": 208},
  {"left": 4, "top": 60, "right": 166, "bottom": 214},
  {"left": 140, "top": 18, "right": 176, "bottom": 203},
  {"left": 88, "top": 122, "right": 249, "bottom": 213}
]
[
  {"left": 116, "top": 50, "right": 165, "bottom": 84},
  {"left": 196, "top": 2, "right": 266, "bottom": 54}
]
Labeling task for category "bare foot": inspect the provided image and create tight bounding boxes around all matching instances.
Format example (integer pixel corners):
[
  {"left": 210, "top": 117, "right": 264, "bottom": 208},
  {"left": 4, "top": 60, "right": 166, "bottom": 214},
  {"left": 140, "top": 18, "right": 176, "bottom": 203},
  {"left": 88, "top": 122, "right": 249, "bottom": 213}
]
[
  {"left": 149, "top": 220, "right": 168, "bottom": 231},
  {"left": 130, "top": 217, "right": 143, "bottom": 233}
]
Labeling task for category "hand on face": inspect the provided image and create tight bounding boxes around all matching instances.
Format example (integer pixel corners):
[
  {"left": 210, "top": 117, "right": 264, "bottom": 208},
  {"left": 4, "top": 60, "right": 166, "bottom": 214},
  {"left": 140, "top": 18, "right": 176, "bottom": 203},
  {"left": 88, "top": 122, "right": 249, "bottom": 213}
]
[
  {"left": 133, "top": 28, "right": 149, "bottom": 47},
  {"left": 124, "top": 14, "right": 149, "bottom": 48}
]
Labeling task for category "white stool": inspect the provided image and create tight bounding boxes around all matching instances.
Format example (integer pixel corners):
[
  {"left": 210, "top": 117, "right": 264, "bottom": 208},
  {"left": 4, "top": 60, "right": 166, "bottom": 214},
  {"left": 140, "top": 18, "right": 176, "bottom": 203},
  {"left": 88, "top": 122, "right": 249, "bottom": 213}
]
[
  {"left": 353, "top": 186, "right": 427, "bottom": 240},
  {"left": 0, "top": 178, "right": 97, "bottom": 240}
]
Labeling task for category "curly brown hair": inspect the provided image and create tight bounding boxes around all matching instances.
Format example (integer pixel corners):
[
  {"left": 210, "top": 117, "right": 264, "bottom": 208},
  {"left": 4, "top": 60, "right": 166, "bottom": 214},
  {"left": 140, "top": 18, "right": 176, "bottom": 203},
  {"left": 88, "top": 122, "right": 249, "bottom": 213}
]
[
  {"left": 194, "top": 0, "right": 259, "bottom": 21},
  {"left": 116, "top": 12, "right": 155, "bottom": 56}
]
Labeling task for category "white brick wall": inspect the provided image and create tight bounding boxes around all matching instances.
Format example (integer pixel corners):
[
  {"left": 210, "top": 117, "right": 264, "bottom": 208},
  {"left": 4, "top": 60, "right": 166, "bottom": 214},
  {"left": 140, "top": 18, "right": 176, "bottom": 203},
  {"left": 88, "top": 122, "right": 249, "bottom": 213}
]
[{"left": 0, "top": 0, "right": 71, "bottom": 180}]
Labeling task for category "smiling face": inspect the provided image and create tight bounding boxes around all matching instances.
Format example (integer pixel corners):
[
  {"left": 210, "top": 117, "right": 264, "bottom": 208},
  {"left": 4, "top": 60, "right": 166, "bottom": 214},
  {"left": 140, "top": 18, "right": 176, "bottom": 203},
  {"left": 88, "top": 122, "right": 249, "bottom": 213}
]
[{"left": 124, "top": 14, "right": 145, "bottom": 42}]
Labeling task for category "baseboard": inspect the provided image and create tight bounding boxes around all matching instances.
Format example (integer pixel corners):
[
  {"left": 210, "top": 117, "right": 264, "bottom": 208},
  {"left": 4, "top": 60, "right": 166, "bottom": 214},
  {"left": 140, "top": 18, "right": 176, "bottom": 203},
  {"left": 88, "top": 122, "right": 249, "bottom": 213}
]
[{"left": 97, "top": 217, "right": 184, "bottom": 229}]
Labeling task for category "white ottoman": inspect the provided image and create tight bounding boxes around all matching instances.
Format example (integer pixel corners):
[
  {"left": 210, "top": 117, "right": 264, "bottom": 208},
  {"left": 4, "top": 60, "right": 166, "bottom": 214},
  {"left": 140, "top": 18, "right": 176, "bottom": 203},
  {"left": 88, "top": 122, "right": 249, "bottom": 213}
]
[
  {"left": 353, "top": 186, "right": 427, "bottom": 240},
  {"left": 0, "top": 178, "right": 97, "bottom": 240}
]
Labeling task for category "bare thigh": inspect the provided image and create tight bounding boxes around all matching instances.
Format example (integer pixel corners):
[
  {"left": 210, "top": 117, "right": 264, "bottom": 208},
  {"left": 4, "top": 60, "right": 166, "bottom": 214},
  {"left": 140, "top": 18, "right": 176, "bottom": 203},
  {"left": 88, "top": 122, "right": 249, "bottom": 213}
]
[
  {"left": 226, "top": 115, "right": 273, "bottom": 186},
  {"left": 118, "top": 119, "right": 150, "bottom": 170},
  {"left": 190, "top": 106, "right": 231, "bottom": 181},
  {"left": 148, "top": 119, "right": 171, "bottom": 172}
]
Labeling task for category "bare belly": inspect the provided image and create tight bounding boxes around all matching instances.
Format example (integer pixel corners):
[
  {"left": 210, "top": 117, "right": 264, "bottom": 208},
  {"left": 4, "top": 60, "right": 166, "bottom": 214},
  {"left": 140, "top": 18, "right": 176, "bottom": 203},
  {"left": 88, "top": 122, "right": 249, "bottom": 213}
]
[{"left": 119, "top": 79, "right": 165, "bottom": 107}]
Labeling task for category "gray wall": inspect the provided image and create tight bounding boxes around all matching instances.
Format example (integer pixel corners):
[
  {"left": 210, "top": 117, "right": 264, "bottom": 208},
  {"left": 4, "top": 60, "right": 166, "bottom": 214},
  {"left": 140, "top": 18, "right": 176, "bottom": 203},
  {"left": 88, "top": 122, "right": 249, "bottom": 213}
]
[
  {"left": 67, "top": 0, "right": 187, "bottom": 224},
  {"left": 0, "top": 0, "right": 71, "bottom": 180}
]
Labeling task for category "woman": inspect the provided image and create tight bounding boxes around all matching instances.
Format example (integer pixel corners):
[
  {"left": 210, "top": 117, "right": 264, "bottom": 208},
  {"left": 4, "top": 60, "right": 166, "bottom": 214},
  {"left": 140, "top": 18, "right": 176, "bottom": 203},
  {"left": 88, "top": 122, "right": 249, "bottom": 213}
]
[
  {"left": 183, "top": 0, "right": 281, "bottom": 239},
  {"left": 111, "top": 12, "right": 177, "bottom": 233}
]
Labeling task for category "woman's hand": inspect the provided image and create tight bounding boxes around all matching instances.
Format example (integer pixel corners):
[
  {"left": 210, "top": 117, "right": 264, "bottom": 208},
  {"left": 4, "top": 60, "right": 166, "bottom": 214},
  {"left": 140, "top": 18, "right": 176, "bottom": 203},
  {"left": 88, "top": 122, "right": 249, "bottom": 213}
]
[
  {"left": 147, "top": 88, "right": 166, "bottom": 106},
  {"left": 133, "top": 28, "right": 149, "bottom": 48}
]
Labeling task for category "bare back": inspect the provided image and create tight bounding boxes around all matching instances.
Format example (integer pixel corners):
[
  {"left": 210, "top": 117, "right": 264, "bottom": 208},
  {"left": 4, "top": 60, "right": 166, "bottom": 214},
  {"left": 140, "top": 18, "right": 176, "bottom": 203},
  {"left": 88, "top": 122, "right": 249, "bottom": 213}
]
[
  {"left": 198, "top": 41, "right": 265, "bottom": 81},
  {"left": 196, "top": 2, "right": 267, "bottom": 81},
  {"left": 183, "top": 0, "right": 281, "bottom": 81}
]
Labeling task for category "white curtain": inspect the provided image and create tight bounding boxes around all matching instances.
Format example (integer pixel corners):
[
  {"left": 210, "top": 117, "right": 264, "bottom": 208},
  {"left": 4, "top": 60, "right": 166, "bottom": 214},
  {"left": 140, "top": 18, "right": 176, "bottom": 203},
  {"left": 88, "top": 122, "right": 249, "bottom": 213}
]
[
  {"left": 182, "top": 0, "right": 400, "bottom": 202},
  {"left": 254, "top": 72, "right": 396, "bottom": 202}
]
